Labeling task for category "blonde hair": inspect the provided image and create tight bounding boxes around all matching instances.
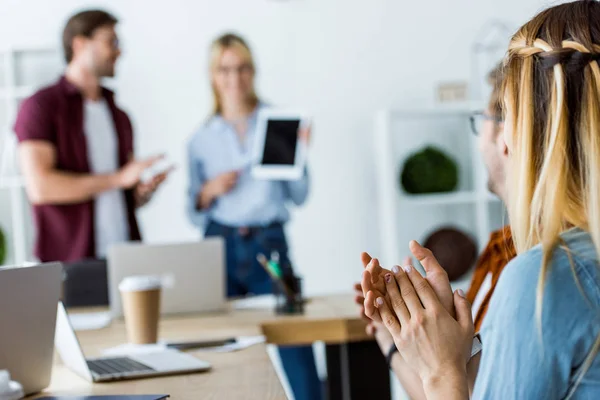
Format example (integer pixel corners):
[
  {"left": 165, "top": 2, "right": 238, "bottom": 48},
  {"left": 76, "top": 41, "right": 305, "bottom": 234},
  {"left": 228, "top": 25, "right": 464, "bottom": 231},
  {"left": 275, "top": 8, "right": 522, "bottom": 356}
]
[
  {"left": 502, "top": 0, "right": 600, "bottom": 394},
  {"left": 209, "top": 33, "right": 259, "bottom": 115}
]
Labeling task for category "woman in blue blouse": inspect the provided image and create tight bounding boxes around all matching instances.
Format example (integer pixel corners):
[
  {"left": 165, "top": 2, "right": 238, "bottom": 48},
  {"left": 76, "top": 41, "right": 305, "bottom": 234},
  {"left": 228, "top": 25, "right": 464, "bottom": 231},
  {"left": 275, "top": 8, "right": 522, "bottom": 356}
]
[
  {"left": 187, "top": 33, "right": 320, "bottom": 400},
  {"left": 362, "top": 2, "right": 600, "bottom": 399}
]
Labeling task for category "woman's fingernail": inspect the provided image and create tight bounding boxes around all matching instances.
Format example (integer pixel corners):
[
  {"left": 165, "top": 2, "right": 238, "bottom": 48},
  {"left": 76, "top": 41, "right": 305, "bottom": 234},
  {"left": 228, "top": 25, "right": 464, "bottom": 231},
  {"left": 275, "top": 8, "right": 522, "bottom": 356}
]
[
  {"left": 457, "top": 289, "right": 466, "bottom": 298},
  {"left": 391, "top": 265, "right": 400, "bottom": 274},
  {"left": 385, "top": 273, "right": 392, "bottom": 283},
  {"left": 376, "top": 297, "right": 384, "bottom": 306},
  {"left": 403, "top": 265, "right": 412, "bottom": 273}
]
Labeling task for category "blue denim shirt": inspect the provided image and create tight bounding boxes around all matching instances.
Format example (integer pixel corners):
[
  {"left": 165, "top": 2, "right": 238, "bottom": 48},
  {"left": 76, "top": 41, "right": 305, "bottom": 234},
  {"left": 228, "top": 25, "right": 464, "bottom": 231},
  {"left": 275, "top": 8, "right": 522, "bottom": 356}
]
[
  {"left": 186, "top": 105, "right": 309, "bottom": 231},
  {"left": 474, "top": 228, "right": 600, "bottom": 399}
]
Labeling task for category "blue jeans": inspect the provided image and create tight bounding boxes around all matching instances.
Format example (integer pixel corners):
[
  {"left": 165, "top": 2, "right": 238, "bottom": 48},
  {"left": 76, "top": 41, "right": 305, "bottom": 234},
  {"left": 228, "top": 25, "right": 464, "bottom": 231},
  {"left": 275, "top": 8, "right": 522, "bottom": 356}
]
[{"left": 206, "top": 221, "right": 322, "bottom": 400}]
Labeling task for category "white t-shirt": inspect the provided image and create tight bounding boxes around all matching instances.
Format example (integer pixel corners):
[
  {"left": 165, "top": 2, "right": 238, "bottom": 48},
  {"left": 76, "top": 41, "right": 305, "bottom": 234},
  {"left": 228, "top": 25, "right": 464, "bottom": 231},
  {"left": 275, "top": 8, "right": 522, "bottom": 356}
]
[
  {"left": 83, "top": 99, "right": 129, "bottom": 258},
  {"left": 471, "top": 272, "right": 493, "bottom": 319}
]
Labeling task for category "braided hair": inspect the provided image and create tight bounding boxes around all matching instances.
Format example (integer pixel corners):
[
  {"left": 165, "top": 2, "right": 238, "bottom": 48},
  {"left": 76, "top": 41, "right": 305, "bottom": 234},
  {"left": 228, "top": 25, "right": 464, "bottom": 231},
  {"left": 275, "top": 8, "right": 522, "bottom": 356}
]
[{"left": 502, "top": 1, "right": 600, "bottom": 396}]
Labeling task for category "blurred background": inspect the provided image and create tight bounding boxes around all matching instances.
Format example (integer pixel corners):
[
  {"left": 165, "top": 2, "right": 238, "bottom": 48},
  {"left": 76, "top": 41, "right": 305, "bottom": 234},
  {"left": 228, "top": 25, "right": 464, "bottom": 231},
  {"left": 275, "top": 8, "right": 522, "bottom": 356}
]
[{"left": 0, "top": 0, "right": 555, "bottom": 295}]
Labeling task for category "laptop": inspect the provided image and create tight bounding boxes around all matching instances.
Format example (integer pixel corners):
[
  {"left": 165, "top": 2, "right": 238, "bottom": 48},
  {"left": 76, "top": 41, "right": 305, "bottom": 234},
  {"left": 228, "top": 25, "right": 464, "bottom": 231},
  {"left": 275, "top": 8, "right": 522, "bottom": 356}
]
[
  {"left": 107, "top": 239, "right": 226, "bottom": 318},
  {"left": 55, "top": 302, "right": 211, "bottom": 382},
  {"left": 0, "top": 263, "right": 62, "bottom": 395}
]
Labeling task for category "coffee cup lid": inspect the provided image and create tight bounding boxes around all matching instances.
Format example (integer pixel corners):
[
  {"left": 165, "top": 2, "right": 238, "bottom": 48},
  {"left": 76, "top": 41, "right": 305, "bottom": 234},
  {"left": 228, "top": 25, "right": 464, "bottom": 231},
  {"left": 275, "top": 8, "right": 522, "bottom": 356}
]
[{"left": 119, "top": 275, "right": 162, "bottom": 292}]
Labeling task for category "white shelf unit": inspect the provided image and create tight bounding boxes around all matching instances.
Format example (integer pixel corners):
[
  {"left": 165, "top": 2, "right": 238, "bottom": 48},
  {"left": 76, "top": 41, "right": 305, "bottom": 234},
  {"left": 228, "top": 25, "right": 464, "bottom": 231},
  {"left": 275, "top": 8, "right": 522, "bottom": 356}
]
[
  {"left": 0, "top": 46, "right": 60, "bottom": 266},
  {"left": 374, "top": 107, "right": 505, "bottom": 288}
]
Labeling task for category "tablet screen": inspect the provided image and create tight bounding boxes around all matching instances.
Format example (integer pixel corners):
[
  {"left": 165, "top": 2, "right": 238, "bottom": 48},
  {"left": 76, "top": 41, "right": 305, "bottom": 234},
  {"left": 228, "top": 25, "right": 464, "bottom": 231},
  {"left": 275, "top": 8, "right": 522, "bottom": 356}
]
[{"left": 261, "top": 119, "right": 300, "bottom": 165}]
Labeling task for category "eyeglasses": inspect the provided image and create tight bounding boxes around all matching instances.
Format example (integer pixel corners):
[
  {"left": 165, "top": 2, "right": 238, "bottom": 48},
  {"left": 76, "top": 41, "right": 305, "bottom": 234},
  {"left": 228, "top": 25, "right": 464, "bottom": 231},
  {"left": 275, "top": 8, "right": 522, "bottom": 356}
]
[
  {"left": 217, "top": 64, "right": 254, "bottom": 76},
  {"left": 469, "top": 111, "right": 503, "bottom": 136},
  {"left": 90, "top": 34, "right": 120, "bottom": 50}
]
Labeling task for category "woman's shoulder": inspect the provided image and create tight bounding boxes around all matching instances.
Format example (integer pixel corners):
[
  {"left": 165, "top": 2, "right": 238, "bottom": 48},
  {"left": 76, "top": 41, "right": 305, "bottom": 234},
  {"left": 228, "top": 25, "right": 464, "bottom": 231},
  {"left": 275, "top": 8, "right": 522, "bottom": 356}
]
[
  {"left": 502, "top": 229, "right": 599, "bottom": 296},
  {"left": 476, "top": 229, "right": 600, "bottom": 400},
  {"left": 490, "top": 229, "right": 600, "bottom": 325}
]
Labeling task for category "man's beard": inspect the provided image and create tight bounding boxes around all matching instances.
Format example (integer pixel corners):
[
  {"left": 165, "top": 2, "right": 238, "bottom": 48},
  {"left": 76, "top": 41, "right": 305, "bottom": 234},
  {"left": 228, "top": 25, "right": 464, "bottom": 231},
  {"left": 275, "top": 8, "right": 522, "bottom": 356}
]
[
  {"left": 487, "top": 179, "right": 497, "bottom": 196},
  {"left": 93, "top": 61, "right": 116, "bottom": 78}
]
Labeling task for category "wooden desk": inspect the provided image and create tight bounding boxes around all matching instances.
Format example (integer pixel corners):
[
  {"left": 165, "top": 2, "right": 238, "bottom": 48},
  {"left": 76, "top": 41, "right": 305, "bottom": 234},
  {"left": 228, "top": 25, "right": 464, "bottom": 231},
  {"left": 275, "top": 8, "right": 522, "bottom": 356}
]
[
  {"left": 28, "top": 307, "right": 287, "bottom": 400},
  {"left": 261, "top": 294, "right": 371, "bottom": 345},
  {"left": 260, "top": 294, "right": 391, "bottom": 400},
  {"left": 27, "top": 295, "right": 389, "bottom": 400}
]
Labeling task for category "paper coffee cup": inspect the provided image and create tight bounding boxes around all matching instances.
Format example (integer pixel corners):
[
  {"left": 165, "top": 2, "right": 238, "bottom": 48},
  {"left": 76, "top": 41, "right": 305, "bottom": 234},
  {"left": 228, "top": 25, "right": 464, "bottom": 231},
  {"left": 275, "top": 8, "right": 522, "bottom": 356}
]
[{"left": 119, "top": 275, "right": 162, "bottom": 344}]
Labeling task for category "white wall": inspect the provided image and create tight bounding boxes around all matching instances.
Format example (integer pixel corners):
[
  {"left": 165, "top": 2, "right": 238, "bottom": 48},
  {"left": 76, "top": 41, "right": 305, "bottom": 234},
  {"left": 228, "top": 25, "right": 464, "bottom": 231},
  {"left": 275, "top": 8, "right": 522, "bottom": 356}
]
[{"left": 0, "top": 0, "right": 555, "bottom": 294}]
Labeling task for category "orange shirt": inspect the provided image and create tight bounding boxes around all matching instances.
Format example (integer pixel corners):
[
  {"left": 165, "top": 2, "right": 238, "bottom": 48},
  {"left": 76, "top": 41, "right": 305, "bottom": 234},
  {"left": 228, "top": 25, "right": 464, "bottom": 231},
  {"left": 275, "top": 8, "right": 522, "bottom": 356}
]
[{"left": 466, "top": 226, "right": 517, "bottom": 332}]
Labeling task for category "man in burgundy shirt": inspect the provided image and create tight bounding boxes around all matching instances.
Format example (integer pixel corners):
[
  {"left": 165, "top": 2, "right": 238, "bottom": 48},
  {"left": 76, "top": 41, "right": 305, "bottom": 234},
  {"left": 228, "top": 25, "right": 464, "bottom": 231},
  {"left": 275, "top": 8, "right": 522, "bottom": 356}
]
[{"left": 14, "top": 10, "right": 168, "bottom": 263}]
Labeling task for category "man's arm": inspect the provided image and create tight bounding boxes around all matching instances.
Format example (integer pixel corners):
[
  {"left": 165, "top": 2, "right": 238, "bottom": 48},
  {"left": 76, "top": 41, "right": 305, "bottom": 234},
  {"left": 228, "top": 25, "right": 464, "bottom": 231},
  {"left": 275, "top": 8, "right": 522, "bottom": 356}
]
[
  {"left": 467, "top": 352, "right": 480, "bottom": 397},
  {"left": 390, "top": 356, "right": 426, "bottom": 400},
  {"left": 355, "top": 283, "right": 426, "bottom": 400},
  {"left": 19, "top": 140, "right": 158, "bottom": 205}
]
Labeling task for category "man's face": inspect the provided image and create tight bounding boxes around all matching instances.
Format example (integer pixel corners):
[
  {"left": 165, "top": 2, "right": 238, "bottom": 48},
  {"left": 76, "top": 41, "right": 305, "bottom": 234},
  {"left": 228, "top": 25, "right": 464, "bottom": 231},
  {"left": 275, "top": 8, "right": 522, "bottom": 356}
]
[
  {"left": 477, "top": 108, "right": 507, "bottom": 197},
  {"left": 77, "top": 24, "right": 121, "bottom": 77}
]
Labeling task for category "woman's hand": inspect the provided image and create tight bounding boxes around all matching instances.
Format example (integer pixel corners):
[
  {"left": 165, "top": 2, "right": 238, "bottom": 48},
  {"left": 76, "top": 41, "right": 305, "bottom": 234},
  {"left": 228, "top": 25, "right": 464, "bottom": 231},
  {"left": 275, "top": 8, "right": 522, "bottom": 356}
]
[
  {"left": 373, "top": 264, "right": 474, "bottom": 399},
  {"left": 299, "top": 125, "right": 312, "bottom": 145},
  {"left": 197, "top": 171, "right": 239, "bottom": 209},
  {"left": 361, "top": 241, "right": 455, "bottom": 324}
]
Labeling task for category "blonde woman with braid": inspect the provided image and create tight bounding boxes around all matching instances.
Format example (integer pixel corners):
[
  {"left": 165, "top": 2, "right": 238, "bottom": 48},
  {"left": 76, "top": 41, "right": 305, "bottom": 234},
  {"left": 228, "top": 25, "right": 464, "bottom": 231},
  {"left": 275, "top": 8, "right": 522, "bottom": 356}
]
[{"left": 361, "top": 1, "right": 600, "bottom": 398}]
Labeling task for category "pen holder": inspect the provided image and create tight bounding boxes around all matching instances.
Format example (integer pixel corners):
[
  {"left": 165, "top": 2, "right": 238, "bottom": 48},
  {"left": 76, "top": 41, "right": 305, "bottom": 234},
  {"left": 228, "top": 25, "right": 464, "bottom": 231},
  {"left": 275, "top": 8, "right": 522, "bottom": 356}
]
[{"left": 273, "top": 275, "right": 304, "bottom": 315}]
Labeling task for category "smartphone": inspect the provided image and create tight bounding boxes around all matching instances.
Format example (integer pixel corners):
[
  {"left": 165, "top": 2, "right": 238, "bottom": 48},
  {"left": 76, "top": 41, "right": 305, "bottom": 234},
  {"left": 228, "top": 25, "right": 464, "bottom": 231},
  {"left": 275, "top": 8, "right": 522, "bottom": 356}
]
[{"left": 140, "top": 158, "right": 175, "bottom": 183}]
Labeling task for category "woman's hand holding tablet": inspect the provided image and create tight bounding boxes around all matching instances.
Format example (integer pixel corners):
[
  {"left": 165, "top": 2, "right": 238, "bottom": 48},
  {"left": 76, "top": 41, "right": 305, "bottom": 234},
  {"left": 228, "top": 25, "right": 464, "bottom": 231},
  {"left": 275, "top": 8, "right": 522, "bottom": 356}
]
[{"left": 251, "top": 109, "right": 310, "bottom": 181}]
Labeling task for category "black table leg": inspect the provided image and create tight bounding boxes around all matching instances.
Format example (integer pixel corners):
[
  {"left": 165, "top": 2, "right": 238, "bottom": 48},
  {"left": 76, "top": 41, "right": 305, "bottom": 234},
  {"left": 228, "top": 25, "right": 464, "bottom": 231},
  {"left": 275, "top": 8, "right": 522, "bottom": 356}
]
[{"left": 325, "top": 340, "right": 391, "bottom": 400}]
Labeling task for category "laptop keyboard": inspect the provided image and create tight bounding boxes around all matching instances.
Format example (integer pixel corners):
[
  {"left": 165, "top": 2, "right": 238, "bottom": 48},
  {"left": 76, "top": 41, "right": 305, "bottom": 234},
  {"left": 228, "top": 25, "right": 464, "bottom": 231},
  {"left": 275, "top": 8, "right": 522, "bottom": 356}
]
[{"left": 87, "top": 357, "right": 155, "bottom": 377}]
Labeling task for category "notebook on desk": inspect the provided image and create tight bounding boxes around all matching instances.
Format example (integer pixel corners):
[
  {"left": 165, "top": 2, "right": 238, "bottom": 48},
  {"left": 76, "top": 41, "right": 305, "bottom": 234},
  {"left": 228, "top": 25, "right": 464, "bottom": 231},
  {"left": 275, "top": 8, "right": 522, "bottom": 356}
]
[{"left": 37, "top": 396, "right": 169, "bottom": 400}]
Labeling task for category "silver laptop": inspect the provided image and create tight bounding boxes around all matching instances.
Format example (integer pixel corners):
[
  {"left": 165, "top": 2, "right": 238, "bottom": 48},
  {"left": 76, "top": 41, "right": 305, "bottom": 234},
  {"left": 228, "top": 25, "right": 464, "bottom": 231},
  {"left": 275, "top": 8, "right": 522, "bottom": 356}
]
[
  {"left": 55, "top": 302, "right": 211, "bottom": 382},
  {"left": 107, "top": 239, "right": 226, "bottom": 318},
  {"left": 0, "top": 263, "right": 62, "bottom": 395}
]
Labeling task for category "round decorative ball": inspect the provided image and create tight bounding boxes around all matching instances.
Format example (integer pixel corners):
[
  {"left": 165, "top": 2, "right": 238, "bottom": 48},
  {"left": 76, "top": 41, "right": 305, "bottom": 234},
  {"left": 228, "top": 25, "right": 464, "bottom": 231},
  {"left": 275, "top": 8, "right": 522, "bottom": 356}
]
[
  {"left": 400, "top": 146, "right": 459, "bottom": 194},
  {"left": 423, "top": 227, "right": 477, "bottom": 281}
]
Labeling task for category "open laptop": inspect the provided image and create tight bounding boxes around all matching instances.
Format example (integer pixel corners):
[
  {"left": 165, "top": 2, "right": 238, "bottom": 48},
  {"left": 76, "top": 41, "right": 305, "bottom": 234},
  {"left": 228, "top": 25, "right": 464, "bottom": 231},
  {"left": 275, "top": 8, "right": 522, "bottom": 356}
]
[
  {"left": 0, "top": 263, "right": 62, "bottom": 395},
  {"left": 55, "top": 302, "right": 211, "bottom": 382},
  {"left": 107, "top": 239, "right": 226, "bottom": 318}
]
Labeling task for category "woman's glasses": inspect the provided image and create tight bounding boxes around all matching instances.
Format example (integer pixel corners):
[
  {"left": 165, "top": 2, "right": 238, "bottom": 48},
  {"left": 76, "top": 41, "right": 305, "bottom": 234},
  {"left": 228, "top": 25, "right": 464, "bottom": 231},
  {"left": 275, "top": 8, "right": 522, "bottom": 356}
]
[
  {"left": 217, "top": 64, "right": 254, "bottom": 76},
  {"left": 469, "top": 111, "right": 503, "bottom": 136}
]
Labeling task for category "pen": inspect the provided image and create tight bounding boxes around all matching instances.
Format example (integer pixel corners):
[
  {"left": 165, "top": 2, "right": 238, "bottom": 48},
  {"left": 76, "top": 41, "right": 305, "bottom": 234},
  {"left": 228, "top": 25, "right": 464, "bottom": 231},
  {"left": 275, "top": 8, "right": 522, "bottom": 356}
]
[
  {"left": 268, "top": 250, "right": 283, "bottom": 278},
  {"left": 256, "top": 253, "right": 293, "bottom": 298},
  {"left": 166, "top": 338, "right": 236, "bottom": 350}
]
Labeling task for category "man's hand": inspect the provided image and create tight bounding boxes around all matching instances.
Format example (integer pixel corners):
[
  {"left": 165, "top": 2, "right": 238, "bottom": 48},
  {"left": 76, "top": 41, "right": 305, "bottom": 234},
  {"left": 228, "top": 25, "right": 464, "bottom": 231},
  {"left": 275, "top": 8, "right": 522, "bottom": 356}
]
[
  {"left": 197, "top": 171, "right": 239, "bottom": 209},
  {"left": 115, "top": 155, "right": 163, "bottom": 189},
  {"left": 354, "top": 282, "right": 395, "bottom": 353},
  {"left": 135, "top": 167, "right": 174, "bottom": 208},
  {"left": 360, "top": 254, "right": 396, "bottom": 324}
]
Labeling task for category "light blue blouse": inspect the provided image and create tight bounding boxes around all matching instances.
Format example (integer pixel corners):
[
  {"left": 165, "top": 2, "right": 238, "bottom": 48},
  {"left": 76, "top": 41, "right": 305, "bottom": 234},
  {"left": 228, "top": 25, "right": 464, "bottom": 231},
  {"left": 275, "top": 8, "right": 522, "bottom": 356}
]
[
  {"left": 474, "top": 228, "right": 600, "bottom": 399},
  {"left": 186, "top": 105, "right": 309, "bottom": 231}
]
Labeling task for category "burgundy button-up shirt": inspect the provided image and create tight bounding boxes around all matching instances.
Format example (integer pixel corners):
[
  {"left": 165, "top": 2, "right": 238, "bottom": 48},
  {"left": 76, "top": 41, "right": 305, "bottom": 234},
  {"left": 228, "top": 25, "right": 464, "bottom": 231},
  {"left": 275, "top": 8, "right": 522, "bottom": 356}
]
[{"left": 14, "top": 76, "right": 141, "bottom": 263}]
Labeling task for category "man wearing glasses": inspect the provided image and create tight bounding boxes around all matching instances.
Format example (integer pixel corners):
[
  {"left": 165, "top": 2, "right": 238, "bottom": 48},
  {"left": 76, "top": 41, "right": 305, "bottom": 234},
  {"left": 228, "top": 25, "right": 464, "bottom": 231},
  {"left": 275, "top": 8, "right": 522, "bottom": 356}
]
[
  {"left": 14, "top": 10, "right": 167, "bottom": 263},
  {"left": 354, "top": 65, "right": 517, "bottom": 399}
]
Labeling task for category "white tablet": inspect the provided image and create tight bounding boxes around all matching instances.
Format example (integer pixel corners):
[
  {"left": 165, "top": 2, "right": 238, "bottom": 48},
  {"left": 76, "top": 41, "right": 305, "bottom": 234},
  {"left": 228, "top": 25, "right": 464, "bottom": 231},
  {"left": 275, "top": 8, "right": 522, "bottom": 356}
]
[{"left": 251, "top": 109, "right": 309, "bottom": 181}]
